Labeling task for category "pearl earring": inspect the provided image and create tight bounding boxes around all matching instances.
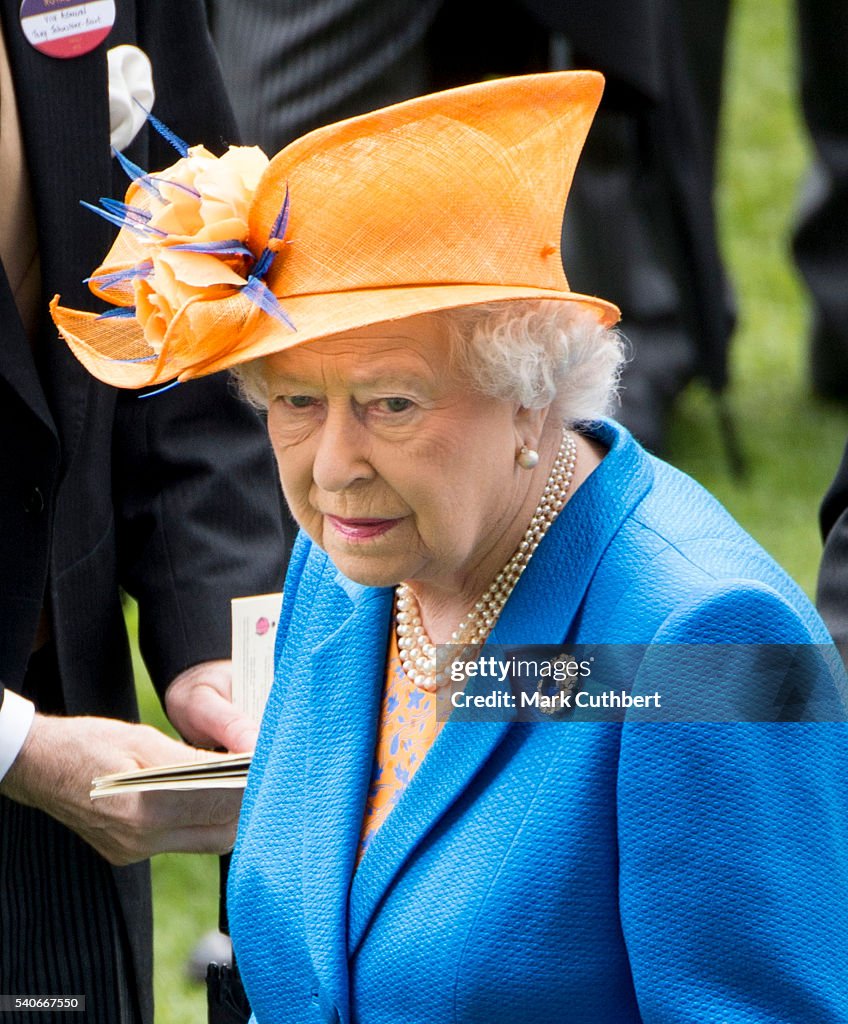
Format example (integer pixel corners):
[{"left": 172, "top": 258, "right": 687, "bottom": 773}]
[{"left": 516, "top": 445, "right": 539, "bottom": 470}]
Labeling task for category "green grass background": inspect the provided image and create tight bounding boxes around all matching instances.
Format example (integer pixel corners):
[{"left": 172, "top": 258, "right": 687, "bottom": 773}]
[{"left": 134, "top": 0, "right": 848, "bottom": 1018}]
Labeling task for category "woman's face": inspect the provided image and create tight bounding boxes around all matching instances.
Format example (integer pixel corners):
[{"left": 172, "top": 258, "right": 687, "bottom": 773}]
[{"left": 264, "top": 315, "right": 541, "bottom": 594}]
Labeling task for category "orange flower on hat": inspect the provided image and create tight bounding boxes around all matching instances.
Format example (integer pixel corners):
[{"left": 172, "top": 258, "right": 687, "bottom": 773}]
[
  {"left": 146, "top": 144, "right": 265, "bottom": 245},
  {"left": 52, "top": 115, "right": 293, "bottom": 387},
  {"left": 115, "top": 144, "right": 271, "bottom": 353}
]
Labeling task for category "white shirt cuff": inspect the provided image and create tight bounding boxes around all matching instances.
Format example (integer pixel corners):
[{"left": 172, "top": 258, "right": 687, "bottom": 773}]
[{"left": 0, "top": 690, "right": 36, "bottom": 782}]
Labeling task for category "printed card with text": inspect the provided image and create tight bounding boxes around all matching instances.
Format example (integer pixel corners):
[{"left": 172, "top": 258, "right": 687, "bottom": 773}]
[{"left": 231, "top": 593, "right": 282, "bottom": 722}]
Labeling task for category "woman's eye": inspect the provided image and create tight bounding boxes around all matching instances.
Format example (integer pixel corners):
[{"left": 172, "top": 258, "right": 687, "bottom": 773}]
[
  {"left": 379, "top": 397, "right": 414, "bottom": 413},
  {"left": 280, "top": 395, "right": 317, "bottom": 409}
]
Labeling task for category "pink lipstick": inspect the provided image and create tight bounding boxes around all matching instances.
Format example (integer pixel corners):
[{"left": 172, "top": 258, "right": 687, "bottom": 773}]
[{"left": 325, "top": 515, "right": 400, "bottom": 541}]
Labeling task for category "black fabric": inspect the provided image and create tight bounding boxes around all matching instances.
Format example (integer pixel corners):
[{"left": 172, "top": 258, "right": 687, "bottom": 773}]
[
  {"left": 0, "top": 1, "right": 288, "bottom": 1020},
  {"left": 206, "top": 0, "right": 441, "bottom": 149},
  {"left": 207, "top": 963, "right": 251, "bottom": 1024},
  {"left": 792, "top": 0, "right": 848, "bottom": 395},
  {"left": 818, "top": 438, "right": 848, "bottom": 649},
  {"left": 517, "top": 0, "right": 664, "bottom": 101},
  {"left": 425, "top": 0, "right": 662, "bottom": 108}
]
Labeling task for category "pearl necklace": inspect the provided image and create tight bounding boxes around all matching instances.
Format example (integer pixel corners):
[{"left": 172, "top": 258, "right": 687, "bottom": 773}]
[{"left": 396, "top": 430, "right": 578, "bottom": 691}]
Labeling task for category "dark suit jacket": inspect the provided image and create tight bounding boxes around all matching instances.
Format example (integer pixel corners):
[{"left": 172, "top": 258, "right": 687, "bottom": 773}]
[{"left": 0, "top": 1, "right": 287, "bottom": 1017}]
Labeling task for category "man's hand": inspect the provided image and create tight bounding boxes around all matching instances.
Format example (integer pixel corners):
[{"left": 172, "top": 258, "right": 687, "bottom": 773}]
[
  {"left": 0, "top": 714, "right": 242, "bottom": 866},
  {"left": 165, "top": 659, "right": 259, "bottom": 753}
]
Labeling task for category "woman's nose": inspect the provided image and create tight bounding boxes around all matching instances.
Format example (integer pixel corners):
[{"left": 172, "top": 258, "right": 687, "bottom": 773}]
[{"left": 310, "top": 404, "right": 375, "bottom": 492}]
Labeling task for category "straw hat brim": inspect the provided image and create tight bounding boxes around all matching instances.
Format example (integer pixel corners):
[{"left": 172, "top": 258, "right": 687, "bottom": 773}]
[
  {"left": 188, "top": 284, "right": 620, "bottom": 375},
  {"left": 52, "top": 284, "right": 620, "bottom": 388}
]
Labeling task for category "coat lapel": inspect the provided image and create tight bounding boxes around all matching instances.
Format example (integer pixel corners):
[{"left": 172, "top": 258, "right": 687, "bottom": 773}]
[
  {"left": 348, "top": 703, "right": 513, "bottom": 955},
  {"left": 348, "top": 421, "right": 653, "bottom": 956},
  {"left": 300, "top": 572, "right": 393, "bottom": 1020},
  {"left": 0, "top": 272, "right": 54, "bottom": 431},
  {"left": 0, "top": 0, "right": 135, "bottom": 454}
]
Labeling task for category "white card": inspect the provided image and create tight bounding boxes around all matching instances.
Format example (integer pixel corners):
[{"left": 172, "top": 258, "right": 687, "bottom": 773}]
[{"left": 230, "top": 593, "right": 282, "bottom": 722}]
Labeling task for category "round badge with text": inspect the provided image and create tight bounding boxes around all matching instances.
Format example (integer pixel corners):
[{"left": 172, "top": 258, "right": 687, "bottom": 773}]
[{"left": 20, "top": 0, "right": 115, "bottom": 59}]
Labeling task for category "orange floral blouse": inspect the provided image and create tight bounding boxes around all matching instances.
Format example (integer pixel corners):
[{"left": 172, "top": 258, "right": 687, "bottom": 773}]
[{"left": 358, "top": 625, "right": 443, "bottom": 863}]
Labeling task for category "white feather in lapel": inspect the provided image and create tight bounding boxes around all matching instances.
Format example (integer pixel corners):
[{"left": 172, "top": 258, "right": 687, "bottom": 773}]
[{"left": 107, "top": 44, "right": 153, "bottom": 152}]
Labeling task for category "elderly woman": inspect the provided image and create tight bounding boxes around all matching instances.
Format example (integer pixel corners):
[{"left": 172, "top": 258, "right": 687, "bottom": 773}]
[{"left": 52, "top": 73, "right": 848, "bottom": 1023}]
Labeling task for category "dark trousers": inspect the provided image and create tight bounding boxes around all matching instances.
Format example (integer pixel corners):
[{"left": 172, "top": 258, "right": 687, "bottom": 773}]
[
  {"left": 0, "top": 645, "right": 141, "bottom": 1024},
  {"left": 681, "top": 0, "right": 848, "bottom": 396}
]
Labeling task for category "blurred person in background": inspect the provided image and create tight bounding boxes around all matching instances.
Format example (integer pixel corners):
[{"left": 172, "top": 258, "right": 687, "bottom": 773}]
[
  {"left": 817, "top": 444, "right": 848, "bottom": 657},
  {"left": 0, "top": 2, "right": 286, "bottom": 1022},
  {"left": 680, "top": 0, "right": 848, "bottom": 399}
]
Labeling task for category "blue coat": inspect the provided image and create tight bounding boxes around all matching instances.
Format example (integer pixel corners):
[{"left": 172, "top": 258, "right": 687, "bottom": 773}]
[{"left": 230, "top": 420, "right": 848, "bottom": 1023}]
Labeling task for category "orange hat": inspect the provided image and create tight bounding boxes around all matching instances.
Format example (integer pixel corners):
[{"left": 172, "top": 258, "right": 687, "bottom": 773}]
[{"left": 51, "top": 71, "right": 620, "bottom": 389}]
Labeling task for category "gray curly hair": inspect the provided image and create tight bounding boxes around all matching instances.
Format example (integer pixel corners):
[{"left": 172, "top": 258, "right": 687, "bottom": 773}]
[{"left": 234, "top": 300, "right": 624, "bottom": 423}]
